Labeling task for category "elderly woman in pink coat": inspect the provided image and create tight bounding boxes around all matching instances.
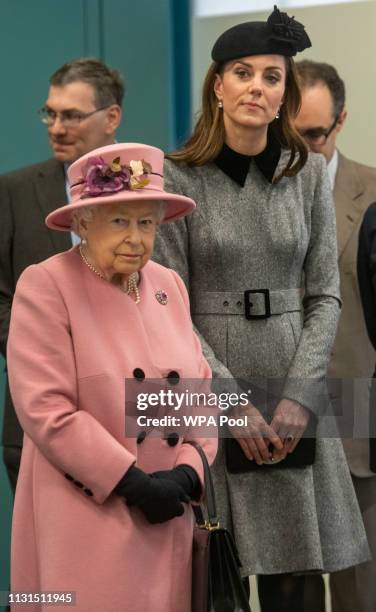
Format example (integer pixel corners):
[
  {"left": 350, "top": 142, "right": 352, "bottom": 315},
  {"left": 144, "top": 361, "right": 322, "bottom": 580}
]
[{"left": 7, "top": 142, "right": 217, "bottom": 612}]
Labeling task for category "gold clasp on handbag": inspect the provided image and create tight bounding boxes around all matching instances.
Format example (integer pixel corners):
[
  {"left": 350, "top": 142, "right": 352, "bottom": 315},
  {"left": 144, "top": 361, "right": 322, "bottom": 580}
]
[{"left": 196, "top": 519, "right": 220, "bottom": 531}]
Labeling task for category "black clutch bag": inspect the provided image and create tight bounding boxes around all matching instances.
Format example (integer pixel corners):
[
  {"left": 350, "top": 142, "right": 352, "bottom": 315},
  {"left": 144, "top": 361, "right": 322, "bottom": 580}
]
[
  {"left": 190, "top": 442, "right": 251, "bottom": 612},
  {"left": 223, "top": 377, "right": 317, "bottom": 471},
  {"left": 225, "top": 436, "right": 316, "bottom": 472}
]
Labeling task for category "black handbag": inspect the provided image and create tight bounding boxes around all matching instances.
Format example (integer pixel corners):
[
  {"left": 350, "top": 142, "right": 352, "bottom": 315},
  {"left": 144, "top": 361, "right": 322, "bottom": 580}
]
[
  {"left": 224, "top": 378, "right": 317, "bottom": 471},
  {"left": 225, "top": 435, "right": 316, "bottom": 472},
  {"left": 225, "top": 410, "right": 317, "bottom": 473},
  {"left": 190, "top": 442, "right": 251, "bottom": 612}
]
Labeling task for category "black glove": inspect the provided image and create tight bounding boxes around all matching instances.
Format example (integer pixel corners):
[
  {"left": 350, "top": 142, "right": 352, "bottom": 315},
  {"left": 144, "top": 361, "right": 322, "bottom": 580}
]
[
  {"left": 151, "top": 465, "right": 201, "bottom": 501},
  {"left": 114, "top": 465, "right": 190, "bottom": 524}
]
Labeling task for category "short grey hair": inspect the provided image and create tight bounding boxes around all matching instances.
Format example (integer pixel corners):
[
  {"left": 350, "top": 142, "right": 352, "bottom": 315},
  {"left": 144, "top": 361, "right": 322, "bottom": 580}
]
[
  {"left": 71, "top": 206, "right": 96, "bottom": 235},
  {"left": 71, "top": 201, "right": 166, "bottom": 235}
]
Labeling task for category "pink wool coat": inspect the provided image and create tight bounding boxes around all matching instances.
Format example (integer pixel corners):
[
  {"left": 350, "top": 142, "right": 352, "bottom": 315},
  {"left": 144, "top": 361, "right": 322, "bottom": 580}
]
[{"left": 7, "top": 248, "right": 217, "bottom": 612}]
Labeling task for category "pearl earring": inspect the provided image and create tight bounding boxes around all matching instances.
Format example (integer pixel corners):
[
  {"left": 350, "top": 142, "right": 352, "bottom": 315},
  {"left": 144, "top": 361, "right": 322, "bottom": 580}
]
[
  {"left": 275, "top": 110, "right": 280, "bottom": 119},
  {"left": 81, "top": 238, "right": 87, "bottom": 245},
  {"left": 218, "top": 100, "right": 223, "bottom": 109}
]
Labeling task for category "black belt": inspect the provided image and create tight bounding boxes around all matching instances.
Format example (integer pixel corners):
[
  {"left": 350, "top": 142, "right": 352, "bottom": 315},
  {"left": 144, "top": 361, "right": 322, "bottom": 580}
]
[{"left": 192, "top": 288, "right": 302, "bottom": 320}]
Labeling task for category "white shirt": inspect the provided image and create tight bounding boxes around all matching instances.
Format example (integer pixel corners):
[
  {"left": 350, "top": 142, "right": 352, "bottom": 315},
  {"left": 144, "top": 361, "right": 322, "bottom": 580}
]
[
  {"left": 327, "top": 149, "right": 339, "bottom": 191},
  {"left": 64, "top": 164, "right": 80, "bottom": 246}
]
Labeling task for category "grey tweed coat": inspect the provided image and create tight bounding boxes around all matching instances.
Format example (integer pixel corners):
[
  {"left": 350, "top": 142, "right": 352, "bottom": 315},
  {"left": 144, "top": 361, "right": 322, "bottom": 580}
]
[{"left": 153, "top": 151, "right": 370, "bottom": 575}]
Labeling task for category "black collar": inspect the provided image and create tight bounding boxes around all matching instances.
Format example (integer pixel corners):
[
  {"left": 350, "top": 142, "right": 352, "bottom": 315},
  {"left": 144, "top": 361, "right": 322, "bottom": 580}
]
[{"left": 214, "top": 129, "right": 281, "bottom": 187}]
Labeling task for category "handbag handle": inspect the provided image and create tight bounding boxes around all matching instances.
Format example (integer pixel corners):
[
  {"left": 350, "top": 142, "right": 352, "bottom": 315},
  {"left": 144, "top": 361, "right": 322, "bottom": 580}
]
[{"left": 189, "top": 441, "right": 219, "bottom": 527}]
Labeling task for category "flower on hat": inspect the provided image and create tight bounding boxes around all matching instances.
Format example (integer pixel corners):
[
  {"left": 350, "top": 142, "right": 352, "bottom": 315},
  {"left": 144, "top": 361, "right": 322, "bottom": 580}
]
[
  {"left": 76, "top": 156, "right": 152, "bottom": 198},
  {"left": 129, "top": 160, "right": 144, "bottom": 176},
  {"left": 268, "top": 5, "right": 311, "bottom": 52},
  {"left": 129, "top": 159, "right": 152, "bottom": 190},
  {"left": 110, "top": 157, "right": 123, "bottom": 173}
]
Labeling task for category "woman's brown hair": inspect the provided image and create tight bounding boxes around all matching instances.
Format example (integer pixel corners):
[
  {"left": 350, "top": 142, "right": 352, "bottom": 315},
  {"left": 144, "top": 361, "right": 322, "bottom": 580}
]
[{"left": 168, "top": 58, "right": 308, "bottom": 181}]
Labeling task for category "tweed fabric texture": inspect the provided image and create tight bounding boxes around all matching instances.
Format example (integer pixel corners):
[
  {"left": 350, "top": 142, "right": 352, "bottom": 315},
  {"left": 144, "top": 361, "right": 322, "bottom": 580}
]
[{"left": 154, "top": 151, "right": 370, "bottom": 574}]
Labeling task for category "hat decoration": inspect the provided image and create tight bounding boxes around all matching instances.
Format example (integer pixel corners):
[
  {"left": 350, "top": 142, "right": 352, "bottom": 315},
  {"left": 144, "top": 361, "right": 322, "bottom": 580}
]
[
  {"left": 211, "top": 5, "right": 311, "bottom": 62},
  {"left": 267, "top": 6, "right": 311, "bottom": 53},
  {"left": 45, "top": 142, "right": 196, "bottom": 231},
  {"left": 72, "top": 155, "right": 160, "bottom": 198}
]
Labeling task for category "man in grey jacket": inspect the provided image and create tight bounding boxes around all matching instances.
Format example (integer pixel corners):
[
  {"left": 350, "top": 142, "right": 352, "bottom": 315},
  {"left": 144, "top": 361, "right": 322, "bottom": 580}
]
[
  {"left": 0, "top": 57, "right": 123, "bottom": 492},
  {"left": 295, "top": 59, "right": 376, "bottom": 612}
]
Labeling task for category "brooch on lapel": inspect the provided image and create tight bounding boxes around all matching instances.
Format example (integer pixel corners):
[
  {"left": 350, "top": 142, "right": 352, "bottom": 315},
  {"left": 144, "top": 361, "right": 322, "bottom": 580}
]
[{"left": 155, "top": 289, "right": 168, "bottom": 305}]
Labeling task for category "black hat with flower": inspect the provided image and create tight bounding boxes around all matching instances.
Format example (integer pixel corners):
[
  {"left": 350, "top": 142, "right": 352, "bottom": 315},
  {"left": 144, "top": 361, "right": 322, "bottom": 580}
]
[{"left": 211, "top": 5, "right": 311, "bottom": 63}]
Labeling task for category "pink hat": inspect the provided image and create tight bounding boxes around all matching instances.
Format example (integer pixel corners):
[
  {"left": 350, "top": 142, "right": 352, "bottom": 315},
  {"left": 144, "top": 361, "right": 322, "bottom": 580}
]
[{"left": 46, "top": 143, "right": 195, "bottom": 231}]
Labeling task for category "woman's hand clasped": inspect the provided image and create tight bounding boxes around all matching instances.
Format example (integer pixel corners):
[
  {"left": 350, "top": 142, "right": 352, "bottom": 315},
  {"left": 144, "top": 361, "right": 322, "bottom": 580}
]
[
  {"left": 152, "top": 465, "right": 200, "bottom": 501},
  {"left": 269, "top": 399, "right": 310, "bottom": 461},
  {"left": 231, "top": 403, "right": 284, "bottom": 465},
  {"left": 115, "top": 465, "right": 190, "bottom": 524}
]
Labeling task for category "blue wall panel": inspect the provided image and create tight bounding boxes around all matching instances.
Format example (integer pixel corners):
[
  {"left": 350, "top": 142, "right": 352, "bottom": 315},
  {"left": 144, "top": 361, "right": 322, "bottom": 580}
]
[
  {"left": 101, "top": 0, "right": 174, "bottom": 151},
  {"left": 170, "top": 0, "right": 192, "bottom": 147},
  {"left": 0, "top": 0, "right": 88, "bottom": 174}
]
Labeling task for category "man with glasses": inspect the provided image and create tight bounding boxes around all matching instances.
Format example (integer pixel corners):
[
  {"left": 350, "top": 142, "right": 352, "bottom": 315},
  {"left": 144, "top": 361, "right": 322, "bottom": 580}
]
[
  {"left": 0, "top": 57, "right": 123, "bottom": 493},
  {"left": 295, "top": 60, "right": 376, "bottom": 612}
]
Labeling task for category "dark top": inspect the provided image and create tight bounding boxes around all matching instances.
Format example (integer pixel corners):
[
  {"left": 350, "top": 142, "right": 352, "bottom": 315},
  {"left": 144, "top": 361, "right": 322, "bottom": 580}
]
[
  {"left": 358, "top": 202, "right": 376, "bottom": 351},
  {"left": 214, "top": 128, "right": 281, "bottom": 186}
]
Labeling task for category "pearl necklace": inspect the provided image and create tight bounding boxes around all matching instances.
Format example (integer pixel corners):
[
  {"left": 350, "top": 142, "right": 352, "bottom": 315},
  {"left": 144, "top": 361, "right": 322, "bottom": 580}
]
[{"left": 79, "top": 246, "right": 140, "bottom": 304}]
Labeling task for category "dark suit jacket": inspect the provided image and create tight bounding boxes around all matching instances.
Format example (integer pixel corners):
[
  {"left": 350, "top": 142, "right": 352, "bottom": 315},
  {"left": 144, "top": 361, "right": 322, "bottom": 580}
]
[
  {"left": 358, "top": 202, "right": 376, "bottom": 350},
  {"left": 358, "top": 201, "right": 376, "bottom": 472},
  {"left": 0, "top": 158, "right": 71, "bottom": 447}
]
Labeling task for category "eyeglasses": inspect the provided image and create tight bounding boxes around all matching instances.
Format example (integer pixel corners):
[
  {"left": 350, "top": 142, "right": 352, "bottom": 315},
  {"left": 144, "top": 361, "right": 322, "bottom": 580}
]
[
  {"left": 298, "top": 114, "right": 340, "bottom": 145},
  {"left": 38, "top": 105, "right": 109, "bottom": 127}
]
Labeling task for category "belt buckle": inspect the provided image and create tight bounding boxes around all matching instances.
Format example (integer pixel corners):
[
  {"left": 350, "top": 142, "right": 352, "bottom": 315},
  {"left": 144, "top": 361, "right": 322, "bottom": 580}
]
[{"left": 244, "top": 289, "right": 271, "bottom": 320}]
